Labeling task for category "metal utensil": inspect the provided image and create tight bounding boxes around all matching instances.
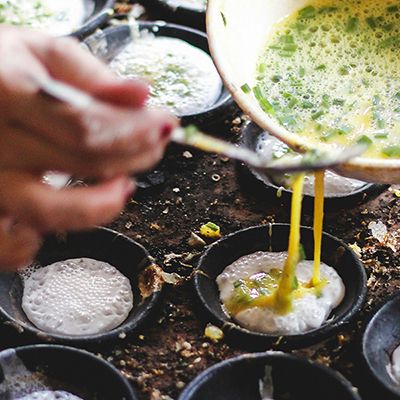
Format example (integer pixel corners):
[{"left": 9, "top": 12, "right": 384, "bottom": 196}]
[
  {"left": 172, "top": 126, "right": 368, "bottom": 174},
  {"left": 34, "top": 75, "right": 367, "bottom": 174}
]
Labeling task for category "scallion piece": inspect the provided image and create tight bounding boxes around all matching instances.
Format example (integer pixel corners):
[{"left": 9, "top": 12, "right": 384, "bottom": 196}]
[
  {"left": 387, "top": 5, "right": 399, "bottom": 13},
  {"left": 366, "top": 16, "right": 377, "bottom": 29},
  {"left": 298, "top": 6, "right": 316, "bottom": 19},
  {"left": 375, "top": 133, "right": 388, "bottom": 139},
  {"left": 382, "top": 145, "right": 400, "bottom": 157},
  {"left": 312, "top": 110, "right": 324, "bottom": 120},
  {"left": 253, "top": 86, "right": 275, "bottom": 116},
  {"left": 240, "top": 83, "right": 251, "bottom": 94},
  {"left": 333, "top": 98, "right": 345, "bottom": 106},
  {"left": 357, "top": 135, "right": 373, "bottom": 146},
  {"left": 346, "top": 17, "right": 359, "bottom": 32}
]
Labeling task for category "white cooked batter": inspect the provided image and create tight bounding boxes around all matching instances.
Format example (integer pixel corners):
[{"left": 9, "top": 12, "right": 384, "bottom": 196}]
[
  {"left": 389, "top": 345, "right": 400, "bottom": 384},
  {"left": 0, "top": 349, "right": 83, "bottom": 400},
  {"left": 0, "top": 0, "right": 86, "bottom": 36},
  {"left": 109, "top": 36, "right": 222, "bottom": 116},
  {"left": 256, "top": 132, "right": 367, "bottom": 197},
  {"left": 217, "top": 251, "right": 345, "bottom": 335},
  {"left": 18, "top": 391, "right": 83, "bottom": 400},
  {"left": 21, "top": 258, "right": 133, "bottom": 336},
  {"left": 165, "top": 0, "right": 207, "bottom": 11}
]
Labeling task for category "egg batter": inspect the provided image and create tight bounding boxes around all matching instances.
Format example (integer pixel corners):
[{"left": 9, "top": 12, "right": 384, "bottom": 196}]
[
  {"left": 256, "top": 132, "right": 367, "bottom": 197},
  {"left": 109, "top": 35, "right": 222, "bottom": 116},
  {"left": 252, "top": 0, "right": 400, "bottom": 159},
  {"left": 0, "top": 0, "right": 86, "bottom": 36},
  {"left": 217, "top": 251, "right": 344, "bottom": 335}
]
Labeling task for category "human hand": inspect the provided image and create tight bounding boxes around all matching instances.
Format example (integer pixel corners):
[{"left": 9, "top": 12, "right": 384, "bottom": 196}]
[{"left": 0, "top": 26, "right": 178, "bottom": 268}]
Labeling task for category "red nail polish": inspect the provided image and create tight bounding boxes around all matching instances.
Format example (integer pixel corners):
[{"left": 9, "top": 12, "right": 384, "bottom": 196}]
[{"left": 161, "top": 124, "right": 173, "bottom": 139}]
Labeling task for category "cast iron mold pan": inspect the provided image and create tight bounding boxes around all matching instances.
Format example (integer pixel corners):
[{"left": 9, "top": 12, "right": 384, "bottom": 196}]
[
  {"left": 0, "top": 227, "right": 162, "bottom": 346},
  {"left": 237, "top": 122, "right": 389, "bottom": 210},
  {"left": 194, "top": 224, "right": 367, "bottom": 350},
  {"left": 179, "top": 352, "right": 361, "bottom": 400},
  {"left": 362, "top": 293, "right": 400, "bottom": 400},
  {"left": 83, "top": 21, "right": 235, "bottom": 126},
  {"left": 0, "top": 344, "right": 138, "bottom": 399}
]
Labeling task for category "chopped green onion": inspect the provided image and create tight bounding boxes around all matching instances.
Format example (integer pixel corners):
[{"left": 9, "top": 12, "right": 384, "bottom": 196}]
[
  {"left": 379, "top": 34, "right": 400, "bottom": 49},
  {"left": 302, "top": 100, "right": 314, "bottom": 109},
  {"left": 346, "top": 17, "right": 359, "bottom": 32},
  {"left": 336, "top": 124, "right": 353, "bottom": 135},
  {"left": 339, "top": 65, "right": 350, "bottom": 75},
  {"left": 357, "top": 135, "right": 373, "bottom": 146},
  {"left": 240, "top": 83, "right": 251, "bottom": 94},
  {"left": 233, "top": 280, "right": 244, "bottom": 288},
  {"left": 387, "top": 5, "right": 399, "bottom": 13},
  {"left": 278, "top": 114, "right": 296, "bottom": 127},
  {"left": 366, "top": 16, "right": 377, "bottom": 29},
  {"left": 288, "top": 97, "right": 298, "bottom": 108},
  {"left": 312, "top": 110, "right": 324, "bottom": 120},
  {"left": 382, "top": 145, "right": 400, "bottom": 157},
  {"left": 298, "top": 244, "right": 306, "bottom": 262},
  {"left": 333, "top": 98, "right": 345, "bottom": 106},
  {"left": 253, "top": 86, "right": 275, "bottom": 115},
  {"left": 220, "top": 11, "right": 227, "bottom": 26},
  {"left": 298, "top": 6, "right": 317, "bottom": 19},
  {"left": 271, "top": 75, "right": 282, "bottom": 83},
  {"left": 319, "top": 6, "right": 338, "bottom": 14}
]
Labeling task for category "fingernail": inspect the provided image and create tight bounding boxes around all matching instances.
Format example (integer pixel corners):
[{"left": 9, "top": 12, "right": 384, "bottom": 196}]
[{"left": 161, "top": 124, "right": 173, "bottom": 139}]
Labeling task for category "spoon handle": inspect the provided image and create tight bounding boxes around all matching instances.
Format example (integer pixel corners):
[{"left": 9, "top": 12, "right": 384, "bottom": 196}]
[{"left": 32, "top": 74, "right": 366, "bottom": 174}]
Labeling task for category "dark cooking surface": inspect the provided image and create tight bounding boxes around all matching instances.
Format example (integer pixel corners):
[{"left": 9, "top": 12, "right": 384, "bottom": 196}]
[{"left": 0, "top": 2, "right": 400, "bottom": 399}]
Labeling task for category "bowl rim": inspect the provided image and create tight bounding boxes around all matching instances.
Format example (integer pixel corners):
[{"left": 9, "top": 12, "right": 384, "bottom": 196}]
[
  {"left": 0, "top": 227, "right": 162, "bottom": 345},
  {"left": 361, "top": 292, "right": 400, "bottom": 398},
  {"left": 205, "top": 0, "right": 400, "bottom": 178},
  {"left": 144, "top": 0, "right": 206, "bottom": 16},
  {"left": 0, "top": 343, "right": 138, "bottom": 399},
  {"left": 238, "top": 121, "right": 389, "bottom": 202},
  {"left": 70, "top": 0, "right": 115, "bottom": 39},
  {"left": 86, "top": 20, "right": 234, "bottom": 121},
  {"left": 178, "top": 351, "right": 362, "bottom": 400},
  {"left": 194, "top": 223, "right": 368, "bottom": 349}
]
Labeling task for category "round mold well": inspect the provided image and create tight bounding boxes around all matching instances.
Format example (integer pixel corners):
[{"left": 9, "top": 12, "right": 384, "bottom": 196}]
[
  {"left": 70, "top": 0, "right": 115, "bottom": 39},
  {"left": 361, "top": 293, "right": 400, "bottom": 400},
  {"left": 179, "top": 352, "right": 361, "bottom": 400},
  {"left": 139, "top": 0, "right": 206, "bottom": 31},
  {"left": 194, "top": 224, "right": 367, "bottom": 350},
  {"left": 0, "top": 227, "right": 162, "bottom": 346},
  {"left": 237, "top": 122, "right": 389, "bottom": 210},
  {"left": 83, "top": 21, "right": 235, "bottom": 127},
  {"left": 0, "top": 344, "right": 138, "bottom": 399}
]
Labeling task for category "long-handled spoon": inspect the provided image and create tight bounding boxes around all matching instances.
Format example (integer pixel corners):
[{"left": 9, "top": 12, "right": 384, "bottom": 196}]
[{"left": 34, "top": 75, "right": 367, "bottom": 174}]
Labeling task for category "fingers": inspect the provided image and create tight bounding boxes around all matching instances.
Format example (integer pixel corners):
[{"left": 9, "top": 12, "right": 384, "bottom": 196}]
[
  {"left": 93, "top": 79, "right": 149, "bottom": 108},
  {"left": 20, "top": 100, "right": 176, "bottom": 153},
  {"left": 29, "top": 36, "right": 118, "bottom": 91},
  {"left": 0, "top": 27, "right": 177, "bottom": 178},
  {"left": 0, "top": 173, "right": 135, "bottom": 232},
  {"left": 0, "top": 220, "right": 42, "bottom": 270},
  {"left": 0, "top": 114, "right": 173, "bottom": 177}
]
